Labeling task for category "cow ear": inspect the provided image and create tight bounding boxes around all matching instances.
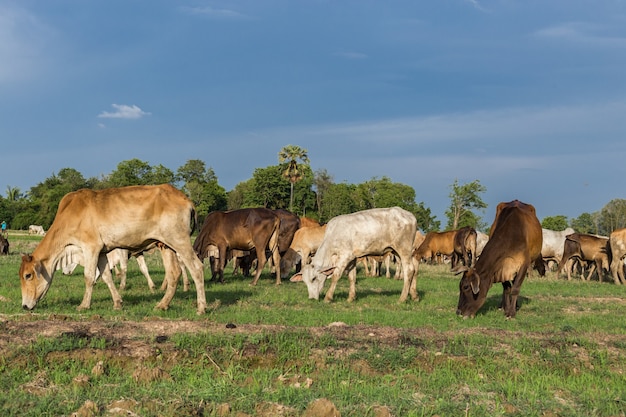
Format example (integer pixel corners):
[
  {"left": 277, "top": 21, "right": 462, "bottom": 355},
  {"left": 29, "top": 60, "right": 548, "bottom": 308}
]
[
  {"left": 320, "top": 267, "right": 336, "bottom": 276},
  {"left": 21, "top": 253, "right": 33, "bottom": 262},
  {"left": 289, "top": 273, "right": 303, "bottom": 282},
  {"left": 470, "top": 273, "right": 480, "bottom": 295}
]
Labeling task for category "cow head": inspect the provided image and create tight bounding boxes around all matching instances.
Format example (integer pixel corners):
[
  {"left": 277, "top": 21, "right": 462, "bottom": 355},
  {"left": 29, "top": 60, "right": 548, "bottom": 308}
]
[
  {"left": 295, "top": 264, "right": 335, "bottom": 300},
  {"left": 455, "top": 267, "right": 486, "bottom": 318},
  {"left": 19, "top": 254, "right": 53, "bottom": 310}
]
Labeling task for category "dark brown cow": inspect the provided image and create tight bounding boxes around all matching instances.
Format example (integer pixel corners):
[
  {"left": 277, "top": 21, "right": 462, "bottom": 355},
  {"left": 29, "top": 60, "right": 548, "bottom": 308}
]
[
  {"left": 193, "top": 208, "right": 281, "bottom": 285},
  {"left": 273, "top": 209, "right": 301, "bottom": 256},
  {"left": 452, "top": 226, "right": 477, "bottom": 268},
  {"left": 455, "top": 200, "right": 544, "bottom": 318},
  {"left": 557, "top": 233, "right": 610, "bottom": 282},
  {"left": 0, "top": 233, "right": 8, "bottom": 255}
]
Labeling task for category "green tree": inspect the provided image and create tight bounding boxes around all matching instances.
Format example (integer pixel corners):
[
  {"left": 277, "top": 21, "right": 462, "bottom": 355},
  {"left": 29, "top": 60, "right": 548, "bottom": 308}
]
[
  {"left": 313, "top": 169, "right": 333, "bottom": 220},
  {"left": 28, "top": 168, "right": 91, "bottom": 227},
  {"left": 227, "top": 180, "right": 255, "bottom": 210},
  {"left": 541, "top": 215, "right": 569, "bottom": 231},
  {"left": 320, "top": 182, "right": 359, "bottom": 222},
  {"left": 176, "top": 160, "right": 227, "bottom": 222},
  {"left": 570, "top": 212, "right": 596, "bottom": 234},
  {"left": 278, "top": 145, "right": 309, "bottom": 212},
  {"left": 5, "top": 186, "right": 22, "bottom": 201},
  {"left": 445, "top": 179, "right": 487, "bottom": 230},
  {"left": 252, "top": 165, "right": 291, "bottom": 209},
  {"left": 598, "top": 199, "right": 626, "bottom": 235}
]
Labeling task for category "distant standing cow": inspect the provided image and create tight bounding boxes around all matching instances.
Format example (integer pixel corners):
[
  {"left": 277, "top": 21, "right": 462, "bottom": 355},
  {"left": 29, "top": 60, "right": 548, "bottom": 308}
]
[{"left": 28, "top": 225, "right": 45, "bottom": 236}]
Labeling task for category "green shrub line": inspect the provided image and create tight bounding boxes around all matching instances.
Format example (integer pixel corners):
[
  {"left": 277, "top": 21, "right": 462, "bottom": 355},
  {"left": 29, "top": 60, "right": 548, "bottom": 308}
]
[{"left": 1, "top": 236, "right": 626, "bottom": 416}]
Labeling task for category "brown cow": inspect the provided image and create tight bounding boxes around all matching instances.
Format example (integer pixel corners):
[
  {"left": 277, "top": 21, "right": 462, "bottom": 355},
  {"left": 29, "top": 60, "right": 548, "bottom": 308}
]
[
  {"left": 455, "top": 200, "right": 544, "bottom": 318},
  {"left": 413, "top": 230, "right": 455, "bottom": 264},
  {"left": 0, "top": 233, "right": 8, "bottom": 255},
  {"left": 452, "top": 226, "right": 477, "bottom": 268},
  {"left": 557, "top": 233, "right": 610, "bottom": 282},
  {"left": 609, "top": 228, "right": 626, "bottom": 285},
  {"left": 193, "top": 208, "right": 281, "bottom": 285},
  {"left": 19, "top": 185, "right": 206, "bottom": 314}
]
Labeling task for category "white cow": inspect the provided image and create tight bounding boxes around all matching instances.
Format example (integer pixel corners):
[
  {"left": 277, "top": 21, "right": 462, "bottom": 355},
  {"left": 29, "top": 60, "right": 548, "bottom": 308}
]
[
  {"left": 28, "top": 225, "right": 46, "bottom": 236},
  {"left": 290, "top": 207, "right": 418, "bottom": 303},
  {"left": 542, "top": 227, "right": 575, "bottom": 271}
]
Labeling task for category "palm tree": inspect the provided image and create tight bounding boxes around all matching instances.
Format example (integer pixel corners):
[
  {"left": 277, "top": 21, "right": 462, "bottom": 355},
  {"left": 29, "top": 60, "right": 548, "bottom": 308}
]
[
  {"left": 278, "top": 145, "right": 310, "bottom": 212},
  {"left": 5, "top": 186, "right": 21, "bottom": 201}
]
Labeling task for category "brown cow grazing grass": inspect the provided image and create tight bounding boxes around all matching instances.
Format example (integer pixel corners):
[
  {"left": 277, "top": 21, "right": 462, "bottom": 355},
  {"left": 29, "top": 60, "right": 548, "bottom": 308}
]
[
  {"left": 19, "top": 184, "right": 206, "bottom": 314},
  {"left": 454, "top": 200, "right": 544, "bottom": 319}
]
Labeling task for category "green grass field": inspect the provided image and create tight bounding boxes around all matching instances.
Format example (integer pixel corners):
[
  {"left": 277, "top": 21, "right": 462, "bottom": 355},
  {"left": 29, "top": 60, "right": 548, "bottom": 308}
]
[{"left": 1, "top": 232, "right": 625, "bottom": 416}]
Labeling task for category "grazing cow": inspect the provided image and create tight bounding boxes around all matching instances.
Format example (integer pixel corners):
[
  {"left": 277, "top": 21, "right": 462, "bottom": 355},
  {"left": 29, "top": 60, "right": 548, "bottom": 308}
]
[
  {"left": 193, "top": 208, "right": 281, "bottom": 285},
  {"left": 452, "top": 226, "right": 477, "bottom": 268},
  {"left": 19, "top": 185, "right": 206, "bottom": 314},
  {"left": 28, "top": 225, "right": 46, "bottom": 236},
  {"left": 0, "top": 233, "right": 8, "bottom": 255},
  {"left": 280, "top": 224, "right": 327, "bottom": 279},
  {"left": 413, "top": 230, "right": 456, "bottom": 265},
  {"left": 455, "top": 200, "right": 544, "bottom": 318},
  {"left": 609, "top": 228, "right": 626, "bottom": 285},
  {"left": 290, "top": 207, "right": 418, "bottom": 303},
  {"left": 541, "top": 228, "right": 575, "bottom": 271},
  {"left": 557, "top": 233, "right": 610, "bottom": 281}
]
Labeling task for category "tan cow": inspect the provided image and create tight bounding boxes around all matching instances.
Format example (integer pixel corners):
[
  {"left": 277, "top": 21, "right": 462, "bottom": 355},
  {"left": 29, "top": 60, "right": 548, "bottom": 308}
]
[
  {"left": 557, "top": 233, "right": 610, "bottom": 282},
  {"left": 413, "top": 230, "right": 456, "bottom": 264},
  {"left": 609, "top": 228, "right": 626, "bottom": 285},
  {"left": 279, "top": 224, "right": 327, "bottom": 279},
  {"left": 19, "top": 184, "right": 206, "bottom": 314}
]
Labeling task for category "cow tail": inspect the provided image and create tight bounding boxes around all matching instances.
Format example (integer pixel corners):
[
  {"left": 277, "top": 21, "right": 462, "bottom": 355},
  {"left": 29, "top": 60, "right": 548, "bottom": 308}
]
[{"left": 190, "top": 207, "right": 197, "bottom": 236}]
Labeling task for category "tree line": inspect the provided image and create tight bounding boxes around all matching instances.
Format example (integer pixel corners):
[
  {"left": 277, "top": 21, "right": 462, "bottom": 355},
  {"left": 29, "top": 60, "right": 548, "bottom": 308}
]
[{"left": 0, "top": 146, "right": 624, "bottom": 236}]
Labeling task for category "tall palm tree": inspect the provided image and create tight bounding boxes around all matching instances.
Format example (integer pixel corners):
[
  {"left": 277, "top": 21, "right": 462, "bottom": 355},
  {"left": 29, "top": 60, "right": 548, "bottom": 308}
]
[{"left": 278, "top": 145, "right": 310, "bottom": 212}]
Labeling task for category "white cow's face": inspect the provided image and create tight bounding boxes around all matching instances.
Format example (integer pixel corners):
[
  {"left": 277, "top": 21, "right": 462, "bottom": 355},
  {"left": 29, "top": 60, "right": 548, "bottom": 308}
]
[{"left": 301, "top": 264, "right": 328, "bottom": 300}]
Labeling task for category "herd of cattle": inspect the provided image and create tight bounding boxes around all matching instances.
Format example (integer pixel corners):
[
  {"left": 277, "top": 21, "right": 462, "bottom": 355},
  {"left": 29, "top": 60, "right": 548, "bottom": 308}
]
[{"left": 13, "top": 184, "right": 626, "bottom": 319}]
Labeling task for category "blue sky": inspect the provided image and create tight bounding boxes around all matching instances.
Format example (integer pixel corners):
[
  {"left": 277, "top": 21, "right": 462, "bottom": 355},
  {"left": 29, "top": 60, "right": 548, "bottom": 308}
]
[{"left": 2, "top": 1, "right": 626, "bottom": 225}]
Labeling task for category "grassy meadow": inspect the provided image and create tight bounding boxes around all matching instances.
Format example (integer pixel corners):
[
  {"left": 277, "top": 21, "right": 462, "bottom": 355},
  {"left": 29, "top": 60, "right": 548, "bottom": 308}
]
[{"left": 0, "top": 231, "right": 625, "bottom": 416}]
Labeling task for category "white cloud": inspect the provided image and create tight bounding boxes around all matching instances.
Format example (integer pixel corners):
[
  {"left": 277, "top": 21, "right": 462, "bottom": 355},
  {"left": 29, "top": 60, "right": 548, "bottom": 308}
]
[
  {"left": 97, "top": 104, "right": 151, "bottom": 119},
  {"left": 533, "top": 22, "right": 626, "bottom": 48}
]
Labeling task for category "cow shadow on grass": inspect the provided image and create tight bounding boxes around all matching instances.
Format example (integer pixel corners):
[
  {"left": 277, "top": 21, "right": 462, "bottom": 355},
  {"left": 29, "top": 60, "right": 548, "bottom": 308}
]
[{"left": 473, "top": 293, "right": 531, "bottom": 316}]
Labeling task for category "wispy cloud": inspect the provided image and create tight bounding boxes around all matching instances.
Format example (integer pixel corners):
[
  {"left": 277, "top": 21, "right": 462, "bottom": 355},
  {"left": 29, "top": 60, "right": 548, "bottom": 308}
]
[
  {"left": 181, "top": 6, "right": 251, "bottom": 20},
  {"left": 463, "top": 0, "right": 489, "bottom": 13},
  {"left": 97, "top": 104, "right": 151, "bottom": 119},
  {"left": 533, "top": 22, "right": 626, "bottom": 48}
]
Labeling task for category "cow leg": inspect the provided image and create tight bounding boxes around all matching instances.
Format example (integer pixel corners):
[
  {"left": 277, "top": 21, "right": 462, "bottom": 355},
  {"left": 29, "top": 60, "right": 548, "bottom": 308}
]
[
  {"left": 99, "top": 257, "right": 123, "bottom": 310},
  {"left": 398, "top": 255, "right": 418, "bottom": 303},
  {"left": 346, "top": 266, "right": 357, "bottom": 302},
  {"left": 77, "top": 255, "right": 100, "bottom": 311},
  {"left": 133, "top": 254, "right": 156, "bottom": 293},
  {"left": 610, "top": 258, "right": 624, "bottom": 285},
  {"left": 324, "top": 260, "right": 350, "bottom": 302},
  {"left": 272, "top": 248, "right": 281, "bottom": 285},
  {"left": 154, "top": 247, "right": 181, "bottom": 311},
  {"left": 156, "top": 246, "right": 206, "bottom": 315},
  {"left": 116, "top": 255, "right": 129, "bottom": 290},
  {"left": 250, "top": 247, "right": 267, "bottom": 286}
]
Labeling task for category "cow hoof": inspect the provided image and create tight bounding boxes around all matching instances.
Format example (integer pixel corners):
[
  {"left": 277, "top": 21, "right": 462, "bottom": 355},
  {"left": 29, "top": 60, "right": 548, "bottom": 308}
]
[
  {"left": 154, "top": 303, "right": 169, "bottom": 311},
  {"left": 76, "top": 305, "right": 90, "bottom": 311},
  {"left": 113, "top": 302, "right": 123, "bottom": 310}
]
